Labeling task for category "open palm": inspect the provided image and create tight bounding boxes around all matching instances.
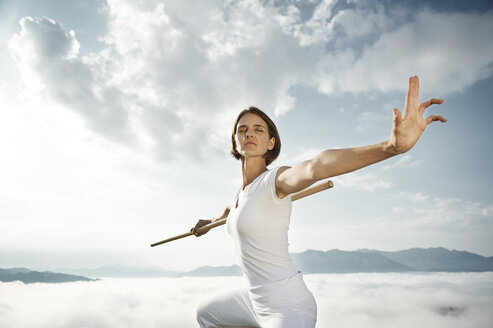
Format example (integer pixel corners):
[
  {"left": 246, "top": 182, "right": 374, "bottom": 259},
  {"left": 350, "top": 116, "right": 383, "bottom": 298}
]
[{"left": 388, "top": 76, "right": 446, "bottom": 154}]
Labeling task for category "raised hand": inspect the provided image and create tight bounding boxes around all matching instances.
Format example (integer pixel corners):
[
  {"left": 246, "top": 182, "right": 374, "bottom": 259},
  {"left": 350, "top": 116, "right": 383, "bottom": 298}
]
[{"left": 387, "top": 76, "right": 446, "bottom": 154}]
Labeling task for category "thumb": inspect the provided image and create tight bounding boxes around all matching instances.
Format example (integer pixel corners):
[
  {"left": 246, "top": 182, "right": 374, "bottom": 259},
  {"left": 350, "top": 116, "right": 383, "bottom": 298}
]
[{"left": 393, "top": 108, "right": 402, "bottom": 125}]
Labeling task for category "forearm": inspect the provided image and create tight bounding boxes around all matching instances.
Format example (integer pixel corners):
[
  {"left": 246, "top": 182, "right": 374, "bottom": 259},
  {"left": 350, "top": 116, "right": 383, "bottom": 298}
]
[
  {"left": 211, "top": 206, "right": 230, "bottom": 223},
  {"left": 311, "top": 140, "right": 396, "bottom": 180},
  {"left": 192, "top": 206, "right": 230, "bottom": 236}
]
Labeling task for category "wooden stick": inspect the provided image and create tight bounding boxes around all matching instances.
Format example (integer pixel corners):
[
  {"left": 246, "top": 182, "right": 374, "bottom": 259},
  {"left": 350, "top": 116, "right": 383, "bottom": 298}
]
[{"left": 150, "top": 180, "right": 334, "bottom": 247}]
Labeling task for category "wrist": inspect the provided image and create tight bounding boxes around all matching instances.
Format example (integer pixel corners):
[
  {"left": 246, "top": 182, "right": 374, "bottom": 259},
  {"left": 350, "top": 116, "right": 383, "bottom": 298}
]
[{"left": 381, "top": 140, "right": 400, "bottom": 157}]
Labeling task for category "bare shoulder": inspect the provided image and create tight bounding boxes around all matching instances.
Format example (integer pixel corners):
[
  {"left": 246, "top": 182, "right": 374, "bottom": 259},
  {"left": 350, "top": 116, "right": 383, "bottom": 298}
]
[
  {"left": 275, "top": 165, "right": 292, "bottom": 182},
  {"left": 275, "top": 166, "right": 292, "bottom": 199}
]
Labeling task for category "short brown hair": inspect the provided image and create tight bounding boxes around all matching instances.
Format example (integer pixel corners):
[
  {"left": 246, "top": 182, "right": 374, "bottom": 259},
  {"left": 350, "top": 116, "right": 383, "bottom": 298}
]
[{"left": 230, "top": 106, "right": 281, "bottom": 166}]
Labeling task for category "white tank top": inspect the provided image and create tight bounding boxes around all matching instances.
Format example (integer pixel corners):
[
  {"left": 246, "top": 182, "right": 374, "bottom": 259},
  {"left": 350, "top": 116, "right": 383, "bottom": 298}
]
[{"left": 227, "top": 167, "right": 298, "bottom": 286}]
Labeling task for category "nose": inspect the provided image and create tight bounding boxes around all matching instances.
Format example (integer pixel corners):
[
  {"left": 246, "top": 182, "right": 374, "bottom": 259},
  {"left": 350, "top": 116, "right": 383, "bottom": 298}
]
[{"left": 245, "top": 128, "right": 254, "bottom": 138}]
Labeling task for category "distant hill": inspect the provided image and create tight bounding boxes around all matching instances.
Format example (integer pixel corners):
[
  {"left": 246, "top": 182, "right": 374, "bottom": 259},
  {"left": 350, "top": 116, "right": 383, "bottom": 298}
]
[
  {"left": 184, "top": 265, "right": 242, "bottom": 277},
  {"left": 0, "top": 268, "right": 95, "bottom": 284},
  {"left": 182, "top": 247, "right": 493, "bottom": 276},
  {"left": 359, "top": 247, "right": 493, "bottom": 272},
  {"left": 291, "top": 249, "right": 414, "bottom": 273},
  {"left": 57, "top": 265, "right": 180, "bottom": 278},
  {"left": 12, "top": 247, "right": 492, "bottom": 279},
  {"left": 58, "top": 264, "right": 242, "bottom": 278}
]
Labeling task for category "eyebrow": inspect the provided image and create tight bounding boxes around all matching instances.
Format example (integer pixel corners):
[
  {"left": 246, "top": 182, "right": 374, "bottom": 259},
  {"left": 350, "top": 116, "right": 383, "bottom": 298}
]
[{"left": 237, "top": 124, "right": 267, "bottom": 129}]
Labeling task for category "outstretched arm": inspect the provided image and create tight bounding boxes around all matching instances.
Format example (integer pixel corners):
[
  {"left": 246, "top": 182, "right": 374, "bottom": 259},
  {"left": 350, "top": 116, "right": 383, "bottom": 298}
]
[
  {"left": 276, "top": 76, "right": 446, "bottom": 198},
  {"left": 191, "top": 205, "right": 231, "bottom": 237}
]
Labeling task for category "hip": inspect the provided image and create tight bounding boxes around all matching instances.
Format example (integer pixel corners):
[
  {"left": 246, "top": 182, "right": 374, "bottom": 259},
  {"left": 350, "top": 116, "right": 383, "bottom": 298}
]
[{"left": 248, "top": 271, "right": 317, "bottom": 320}]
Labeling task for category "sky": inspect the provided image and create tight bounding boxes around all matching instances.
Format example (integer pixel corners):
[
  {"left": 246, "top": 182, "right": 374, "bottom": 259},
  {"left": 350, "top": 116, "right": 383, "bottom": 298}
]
[
  {"left": 0, "top": 0, "right": 493, "bottom": 272},
  {"left": 1, "top": 273, "right": 492, "bottom": 327}
]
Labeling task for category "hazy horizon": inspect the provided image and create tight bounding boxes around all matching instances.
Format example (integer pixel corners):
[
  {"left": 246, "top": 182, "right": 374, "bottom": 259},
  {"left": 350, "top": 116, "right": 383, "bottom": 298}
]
[{"left": 2, "top": 245, "right": 491, "bottom": 273}]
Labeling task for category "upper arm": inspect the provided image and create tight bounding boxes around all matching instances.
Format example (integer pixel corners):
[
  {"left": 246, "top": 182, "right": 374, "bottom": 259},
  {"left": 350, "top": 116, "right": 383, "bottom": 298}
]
[{"left": 275, "top": 159, "right": 318, "bottom": 198}]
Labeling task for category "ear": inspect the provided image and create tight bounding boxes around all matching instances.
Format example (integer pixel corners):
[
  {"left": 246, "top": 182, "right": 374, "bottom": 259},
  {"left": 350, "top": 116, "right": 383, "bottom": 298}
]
[{"left": 267, "top": 137, "right": 275, "bottom": 151}]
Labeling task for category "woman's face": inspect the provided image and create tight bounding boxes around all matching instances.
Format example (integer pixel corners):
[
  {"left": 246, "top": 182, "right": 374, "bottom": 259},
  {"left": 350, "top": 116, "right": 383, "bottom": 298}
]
[{"left": 234, "top": 113, "right": 275, "bottom": 161}]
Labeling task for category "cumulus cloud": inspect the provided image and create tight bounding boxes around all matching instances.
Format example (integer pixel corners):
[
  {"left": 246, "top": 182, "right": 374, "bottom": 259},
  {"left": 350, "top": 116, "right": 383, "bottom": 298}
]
[
  {"left": 335, "top": 172, "right": 392, "bottom": 191},
  {"left": 0, "top": 273, "right": 492, "bottom": 328},
  {"left": 9, "top": 16, "right": 135, "bottom": 143},
  {"left": 315, "top": 9, "right": 493, "bottom": 95},
  {"left": 8, "top": 0, "right": 493, "bottom": 162},
  {"left": 8, "top": 0, "right": 318, "bottom": 161},
  {"left": 276, "top": 0, "right": 395, "bottom": 46}
]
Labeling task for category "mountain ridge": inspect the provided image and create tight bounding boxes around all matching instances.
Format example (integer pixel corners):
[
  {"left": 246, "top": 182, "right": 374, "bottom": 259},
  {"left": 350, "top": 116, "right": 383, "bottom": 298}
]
[
  {"left": 0, "top": 268, "right": 96, "bottom": 284},
  {"left": 357, "top": 247, "right": 493, "bottom": 272},
  {"left": 3, "top": 247, "right": 492, "bottom": 280}
]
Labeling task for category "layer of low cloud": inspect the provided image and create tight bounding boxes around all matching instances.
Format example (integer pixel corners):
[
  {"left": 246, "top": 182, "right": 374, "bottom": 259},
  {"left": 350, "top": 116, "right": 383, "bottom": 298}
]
[
  {"left": 7, "top": 0, "right": 493, "bottom": 162},
  {"left": 0, "top": 273, "right": 492, "bottom": 328}
]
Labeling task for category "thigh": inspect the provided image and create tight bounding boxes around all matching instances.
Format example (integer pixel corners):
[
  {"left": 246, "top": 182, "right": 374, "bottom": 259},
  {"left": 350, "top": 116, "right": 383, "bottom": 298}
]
[
  {"left": 196, "top": 288, "right": 260, "bottom": 328},
  {"left": 258, "top": 311, "right": 316, "bottom": 328},
  {"left": 256, "top": 293, "right": 317, "bottom": 328}
]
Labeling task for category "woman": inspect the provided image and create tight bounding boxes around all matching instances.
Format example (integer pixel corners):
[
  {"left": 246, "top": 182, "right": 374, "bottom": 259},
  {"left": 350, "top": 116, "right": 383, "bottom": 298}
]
[{"left": 192, "top": 76, "right": 446, "bottom": 327}]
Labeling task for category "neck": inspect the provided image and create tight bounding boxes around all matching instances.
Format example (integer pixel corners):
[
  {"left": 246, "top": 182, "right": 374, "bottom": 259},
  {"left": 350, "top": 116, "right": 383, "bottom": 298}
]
[{"left": 241, "top": 157, "right": 267, "bottom": 189}]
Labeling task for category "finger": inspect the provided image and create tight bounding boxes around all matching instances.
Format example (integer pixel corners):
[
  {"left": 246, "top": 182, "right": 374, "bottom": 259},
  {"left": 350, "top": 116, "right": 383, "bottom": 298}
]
[
  {"left": 404, "top": 76, "right": 419, "bottom": 117},
  {"left": 425, "top": 115, "right": 447, "bottom": 125},
  {"left": 419, "top": 98, "right": 444, "bottom": 113},
  {"left": 192, "top": 223, "right": 200, "bottom": 235},
  {"left": 393, "top": 108, "right": 402, "bottom": 125}
]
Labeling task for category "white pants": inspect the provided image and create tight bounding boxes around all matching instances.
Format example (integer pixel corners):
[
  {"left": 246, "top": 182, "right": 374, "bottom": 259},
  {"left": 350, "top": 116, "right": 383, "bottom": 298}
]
[{"left": 196, "top": 272, "right": 317, "bottom": 328}]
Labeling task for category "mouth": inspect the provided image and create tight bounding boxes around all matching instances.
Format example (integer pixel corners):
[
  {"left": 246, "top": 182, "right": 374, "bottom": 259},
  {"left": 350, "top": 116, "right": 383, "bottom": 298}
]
[{"left": 245, "top": 142, "right": 256, "bottom": 146}]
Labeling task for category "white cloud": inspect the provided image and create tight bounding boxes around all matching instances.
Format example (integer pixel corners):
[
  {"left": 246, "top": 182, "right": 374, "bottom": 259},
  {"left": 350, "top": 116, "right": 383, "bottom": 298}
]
[
  {"left": 277, "top": 1, "right": 396, "bottom": 46},
  {"left": 408, "top": 192, "right": 429, "bottom": 202},
  {"left": 7, "top": 0, "right": 320, "bottom": 162},
  {"left": 316, "top": 10, "right": 493, "bottom": 95},
  {"left": 9, "top": 16, "right": 135, "bottom": 144},
  {"left": 331, "top": 3, "right": 393, "bottom": 40},
  {"left": 279, "top": 0, "right": 339, "bottom": 46},
  {"left": 7, "top": 2, "right": 493, "bottom": 164},
  {"left": 0, "top": 273, "right": 491, "bottom": 328},
  {"left": 334, "top": 172, "right": 392, "bottom": 191},
  {"left": 308, "top": 272, "right": 493, "bottom": 328},
  {"left": 289, "top": 190, "right": 493, "bottom": 255},
  {"left": 410, "top": 197, "right": 493, "bottom": 232},
  {"left": 338, "top": 194, "right": 493, "bottom": 254}
]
